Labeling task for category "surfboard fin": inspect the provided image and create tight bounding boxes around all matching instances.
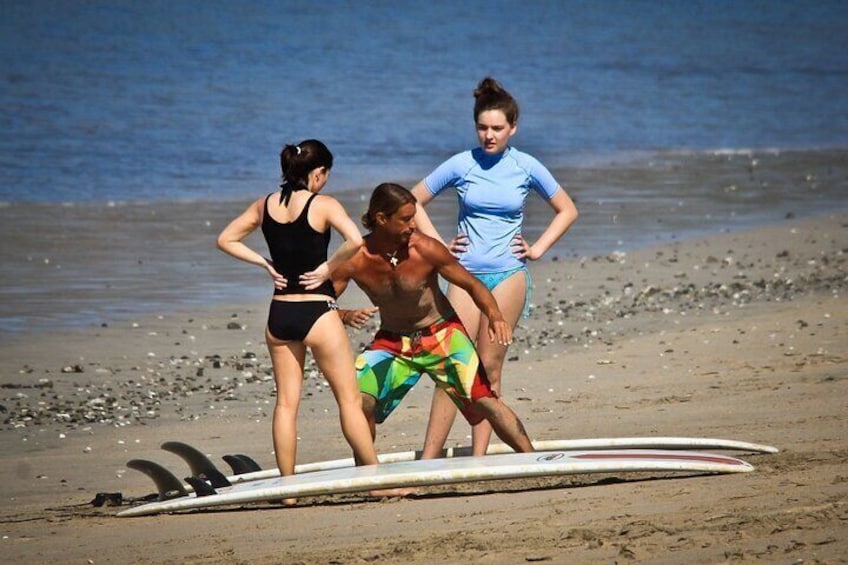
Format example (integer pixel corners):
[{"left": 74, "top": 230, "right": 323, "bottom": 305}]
[
  {"left": 184, "top": 476, "right": 218, "bottom": 497},
  {"left": 161, "top": 441, "right": 232, "bottom": 488},
  {"left": 126, "top": 459, "right": 189, "bottom": 501},
  {"left": 223, "top": 454, "right": 263, "bottom": 475}
]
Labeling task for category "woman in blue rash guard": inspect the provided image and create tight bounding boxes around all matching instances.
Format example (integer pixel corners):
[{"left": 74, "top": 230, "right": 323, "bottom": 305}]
[{"left": 410, "top": 77, "right": 579, "bottom": 458}]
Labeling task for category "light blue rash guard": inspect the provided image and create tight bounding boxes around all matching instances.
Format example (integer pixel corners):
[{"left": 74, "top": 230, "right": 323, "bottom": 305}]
[{"left": 423, "top": 146, "right": 560, "bottom": 273}]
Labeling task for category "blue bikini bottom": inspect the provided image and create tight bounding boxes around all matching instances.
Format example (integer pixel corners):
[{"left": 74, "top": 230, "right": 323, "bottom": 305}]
[{"left": 473, "top": 266, "right": 532, "bottom": 319}]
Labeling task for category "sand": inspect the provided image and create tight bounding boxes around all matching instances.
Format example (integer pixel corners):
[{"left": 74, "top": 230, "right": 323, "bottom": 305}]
[{"left": 1, "top": 212, "right": 846, "bottom": 564}]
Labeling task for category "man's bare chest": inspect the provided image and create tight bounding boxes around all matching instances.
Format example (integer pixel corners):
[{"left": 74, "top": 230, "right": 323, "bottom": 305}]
[{"left": 367, "top": 269, "right": 428, "bottom": 298}]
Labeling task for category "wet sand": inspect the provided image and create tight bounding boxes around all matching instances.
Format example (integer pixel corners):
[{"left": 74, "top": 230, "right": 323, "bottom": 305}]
[
  {"left": 2, "top": 148, "right": 846, "bottom": 337},
  {"left": 1, "top": 210, "right": 845, "bottom": 563}
]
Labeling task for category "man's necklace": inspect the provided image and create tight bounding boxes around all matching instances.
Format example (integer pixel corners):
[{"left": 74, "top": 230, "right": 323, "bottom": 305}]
[{"left": 386, "top": 250, "right": 399, "bottom": 268}]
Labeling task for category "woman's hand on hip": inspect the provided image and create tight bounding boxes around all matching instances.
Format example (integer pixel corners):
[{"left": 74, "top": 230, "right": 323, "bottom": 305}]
[
  {"left": 264, "top": 259, "right": 287, "bottom": 290},
  {"left": 510, "top": 234, "right": 536, "bottom": 260},
  {"left": 299, "top": 262, "right": 330, "bottom": 290},
  {"left": 448, "top": 233, "right": 469, "bottom": 256}
]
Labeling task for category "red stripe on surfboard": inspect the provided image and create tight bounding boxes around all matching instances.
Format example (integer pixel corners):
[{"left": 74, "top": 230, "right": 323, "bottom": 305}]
[{"left": 571, "top": 452, "right": 746, "bottom": 465}]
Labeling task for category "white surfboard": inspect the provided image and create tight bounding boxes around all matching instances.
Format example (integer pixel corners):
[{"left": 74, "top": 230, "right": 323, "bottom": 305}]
[
  {"left": 222, "top": 436, "right": 777, "bottom": 485},
  {"left": 118, "top": 449, "right": 754, "bottom": 517}
]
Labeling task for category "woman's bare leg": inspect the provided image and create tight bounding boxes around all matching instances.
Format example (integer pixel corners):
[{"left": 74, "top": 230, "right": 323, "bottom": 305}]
[
  {"left": 266, "top": 328, "right": 306, "bottom": 505},
  {"left": 305, "top": 311, "right": 378, "bottom": 467},
  {"left": 422, "top": 271, "right": 527, "bottom": 457},
  {"left": 469, "top": 271, "right": 526, "bottom": 455},
  {"left": 306, "top": 313, "right": 415, "bottom": 497}
]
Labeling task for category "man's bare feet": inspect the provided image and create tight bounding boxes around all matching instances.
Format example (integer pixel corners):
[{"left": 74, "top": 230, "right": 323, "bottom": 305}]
[{"left": 368, "top": 487, "right": 418, "bottom": 498}]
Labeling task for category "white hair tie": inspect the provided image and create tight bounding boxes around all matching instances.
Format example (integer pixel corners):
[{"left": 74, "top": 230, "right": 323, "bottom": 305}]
[{"left": 295, "top": 145, "right": 302, "bottom": 155}]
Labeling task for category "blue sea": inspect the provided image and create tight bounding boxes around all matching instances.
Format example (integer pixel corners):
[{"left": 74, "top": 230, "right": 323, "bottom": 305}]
[
  {"left": 2, "top": 0, "right": 847, "bottom": 203},
  {"left": 1, "top": 0, "right": 847, "bottom": 335}
]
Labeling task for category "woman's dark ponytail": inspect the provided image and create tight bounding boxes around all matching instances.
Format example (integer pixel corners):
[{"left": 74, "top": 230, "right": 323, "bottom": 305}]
[{"left": 278, "top": 139, "right": 334, "bottom": 205}]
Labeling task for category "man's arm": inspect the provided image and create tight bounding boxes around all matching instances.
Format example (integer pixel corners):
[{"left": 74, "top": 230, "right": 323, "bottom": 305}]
[
  {"left": 338, "top": 306, "right": 379, "bottom": 329},
  {"left": 415, "top": 235, "right": 512, "bottom": 345},
  {"left": 329, "top": 260, "right": 378, "bottom": 329}
]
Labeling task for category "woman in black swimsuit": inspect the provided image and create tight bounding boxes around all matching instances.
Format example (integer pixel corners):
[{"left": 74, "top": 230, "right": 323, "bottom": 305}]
[{"left": 217, "top": 140, "right": 378, "bottom": 503}]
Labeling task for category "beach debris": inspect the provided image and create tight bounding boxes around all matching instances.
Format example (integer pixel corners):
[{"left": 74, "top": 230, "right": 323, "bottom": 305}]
[
  {"left": 90, "top": 492, "right": 124, "bottom": 507},
  {"left": 4, "top": 225, "right": 843, "bottom": 434}
]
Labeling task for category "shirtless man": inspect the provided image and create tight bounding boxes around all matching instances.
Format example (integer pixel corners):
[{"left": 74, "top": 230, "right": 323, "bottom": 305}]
[{"left": 332, "top": 183, "right": 534, "bottom": 458}]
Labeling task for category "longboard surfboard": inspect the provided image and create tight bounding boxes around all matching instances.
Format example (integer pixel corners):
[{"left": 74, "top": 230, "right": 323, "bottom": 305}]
[
  {"left": 218, "top": 436, "right": 777, "bottom": 485},
  {"left": 118, "top": 449, "right": 754, "bottom": 517}
]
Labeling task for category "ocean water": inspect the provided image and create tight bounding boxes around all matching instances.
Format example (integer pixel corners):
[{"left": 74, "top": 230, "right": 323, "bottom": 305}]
[
  {"left": 1, "top": 0, "right": 847, "bottom": 335},
  {"left": 2, "top": 0, "right": 847, "bottom": 203}
]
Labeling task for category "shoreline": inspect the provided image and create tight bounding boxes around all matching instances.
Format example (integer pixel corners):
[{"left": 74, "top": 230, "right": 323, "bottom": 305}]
[
  {"left": 2, "top": 146, "right": 845, "bottom": 207},
  {"left": 1, "top": 212, "right": 846, "bottom": 562},
  {"left": 2, "top": 147, "right": 847, "bottom": 338}
]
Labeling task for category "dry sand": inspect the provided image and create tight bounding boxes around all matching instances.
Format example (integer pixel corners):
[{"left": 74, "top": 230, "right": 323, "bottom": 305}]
[{"left": 1, "top": 213, "right": 846, "bottom": 564}]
